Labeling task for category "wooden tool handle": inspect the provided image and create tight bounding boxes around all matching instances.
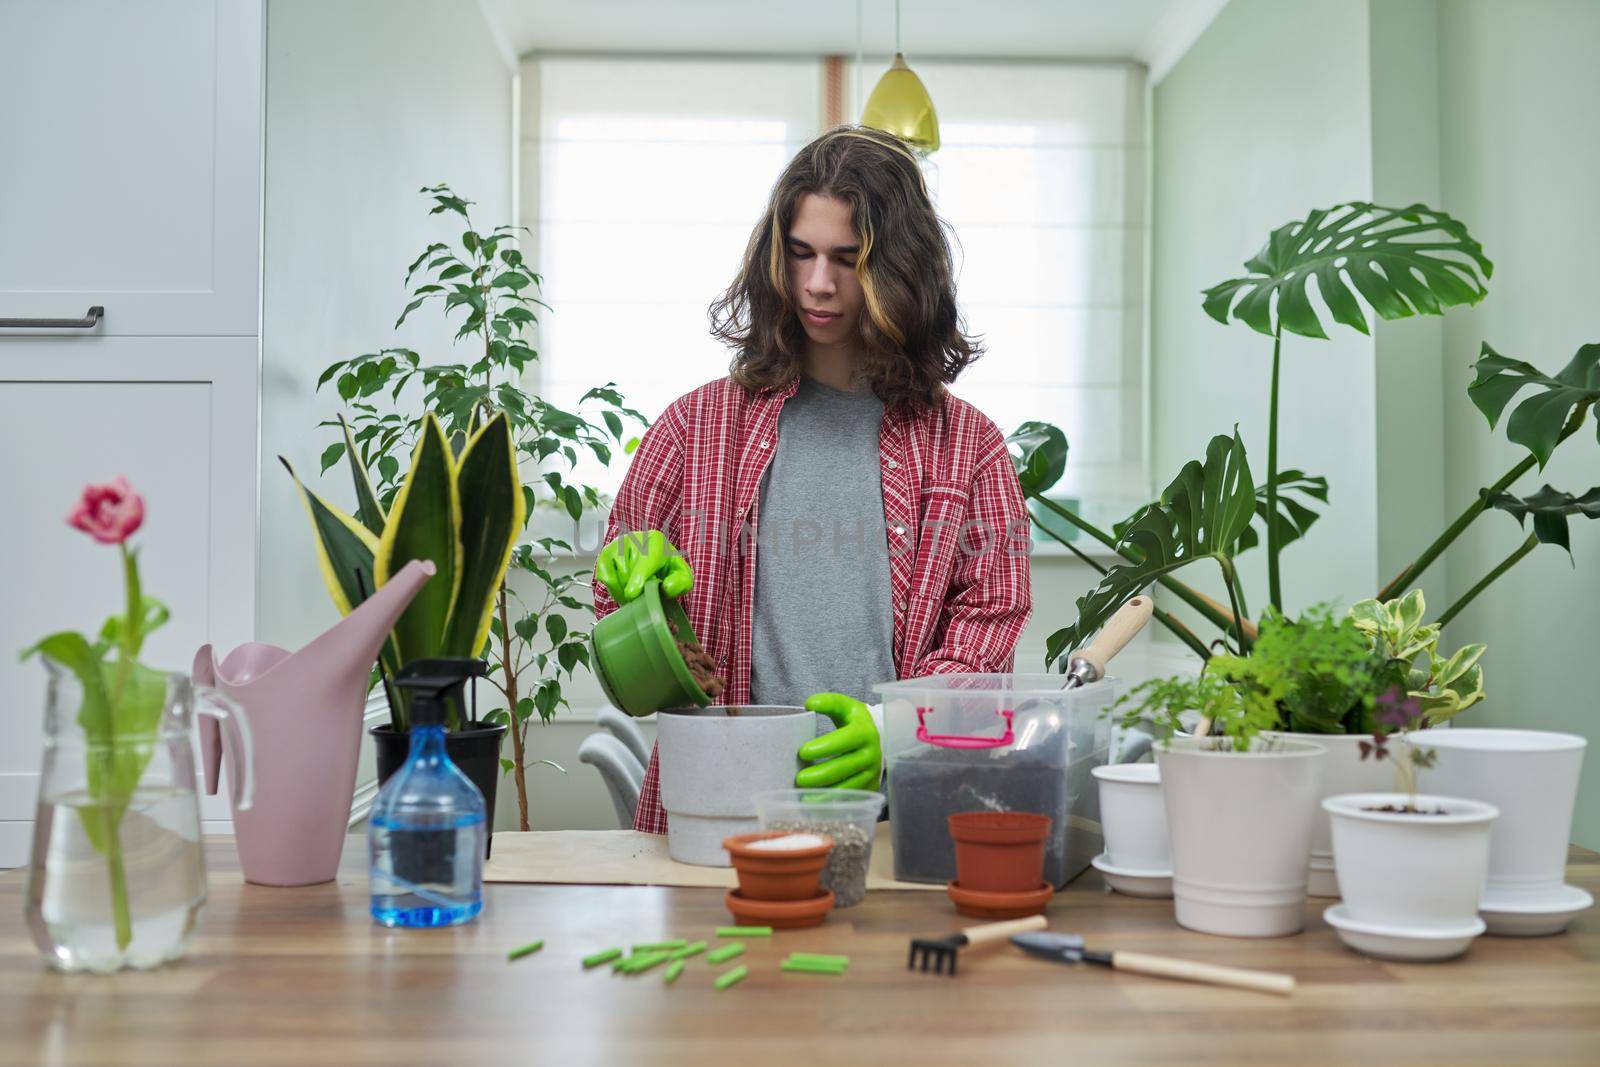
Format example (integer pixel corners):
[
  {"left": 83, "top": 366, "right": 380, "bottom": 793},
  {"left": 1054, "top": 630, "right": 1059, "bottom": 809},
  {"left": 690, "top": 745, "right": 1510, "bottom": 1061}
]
[
  {"left": 1110, "top": 950, "right": 1295, "bottom": 996},
  {"left": 961, "top": 914, "right": 1048, "bottom": 947},
  {"left": 1071, "top": 596, "right": 1154, "bottom": 678}
]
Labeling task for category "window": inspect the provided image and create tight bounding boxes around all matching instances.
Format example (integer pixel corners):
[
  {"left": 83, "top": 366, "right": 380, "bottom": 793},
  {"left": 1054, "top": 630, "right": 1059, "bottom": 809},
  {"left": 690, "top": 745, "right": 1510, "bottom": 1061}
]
[{"left": 521, "top": 54, "right": 1146, "bottom": 524}]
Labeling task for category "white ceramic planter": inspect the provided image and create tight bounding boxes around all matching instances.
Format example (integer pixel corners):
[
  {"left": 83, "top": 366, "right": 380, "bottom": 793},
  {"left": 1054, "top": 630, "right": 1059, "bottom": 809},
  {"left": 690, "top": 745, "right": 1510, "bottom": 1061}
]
[
  {"left": 1092, "top": 762, "right": 1169, "bottom": 872},
  {"left": 1324, "top": 792, "right": 1497, "bottom": 930},
  {"left": 1157, "top": 736, "right": 1325, "bottom": 938},
  {"left": 1417, "top": 728, "right": 1590, "bottom": 933},
  {"left": 1273, "top": 732, "right": 1396, "bottom": 898},
  {"left": 655, "top": 706, "right": 817, "bottom": 867}
]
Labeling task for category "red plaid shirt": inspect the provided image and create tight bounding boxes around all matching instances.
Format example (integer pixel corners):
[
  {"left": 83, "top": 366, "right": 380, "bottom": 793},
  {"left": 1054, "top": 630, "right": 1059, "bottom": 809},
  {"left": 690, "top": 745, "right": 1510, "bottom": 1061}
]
[{"left": 594, "top": 375, "right": 1033, "bottom": 834}]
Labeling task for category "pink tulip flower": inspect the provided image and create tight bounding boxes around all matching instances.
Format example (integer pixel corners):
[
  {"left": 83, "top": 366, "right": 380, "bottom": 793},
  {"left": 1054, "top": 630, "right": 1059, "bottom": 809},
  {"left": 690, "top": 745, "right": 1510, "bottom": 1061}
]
[{"left": 67, "top": 477, "right": 145, "bottom": 545}]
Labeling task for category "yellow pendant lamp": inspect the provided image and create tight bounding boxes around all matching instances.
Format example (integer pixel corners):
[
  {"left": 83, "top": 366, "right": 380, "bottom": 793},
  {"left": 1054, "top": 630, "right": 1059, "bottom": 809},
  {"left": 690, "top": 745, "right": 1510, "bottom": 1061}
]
[{"left": 859, "top": 1, "right": 939, "bottom": 154}]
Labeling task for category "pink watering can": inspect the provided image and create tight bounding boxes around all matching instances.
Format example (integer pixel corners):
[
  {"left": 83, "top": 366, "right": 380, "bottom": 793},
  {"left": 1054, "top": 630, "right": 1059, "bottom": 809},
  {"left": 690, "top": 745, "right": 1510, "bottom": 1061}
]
[{"left": 194, "top": 559, "right": 435, "bottom": 886}]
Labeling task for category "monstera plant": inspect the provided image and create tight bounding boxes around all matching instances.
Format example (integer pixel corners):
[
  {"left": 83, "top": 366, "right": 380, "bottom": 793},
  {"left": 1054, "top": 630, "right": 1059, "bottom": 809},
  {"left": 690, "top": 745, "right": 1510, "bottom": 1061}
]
[
  {"left": 1381, "top": 342, "right": 1600, "bottom": 602},
  {"left": 1011, "top": 200, "right": 1599, "bottom": 731},
  {"left": 1201, "top": 202, "right": 1492, "bottom": 612}
]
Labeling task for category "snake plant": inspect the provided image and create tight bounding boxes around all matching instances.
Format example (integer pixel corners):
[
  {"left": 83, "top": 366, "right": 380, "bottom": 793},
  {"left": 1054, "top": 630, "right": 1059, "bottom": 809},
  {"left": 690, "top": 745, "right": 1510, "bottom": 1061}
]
[{"left": 283, "top": 410, "right": 523, "bottom": 729}]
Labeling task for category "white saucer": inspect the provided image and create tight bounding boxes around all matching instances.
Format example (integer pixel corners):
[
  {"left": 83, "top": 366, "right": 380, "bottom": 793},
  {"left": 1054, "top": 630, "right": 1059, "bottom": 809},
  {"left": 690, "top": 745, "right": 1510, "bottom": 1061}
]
[
  {"left": 1479, "top": 884, "right": 1594, "bottom": 937},
  {"left": 1091, "top": 853, "right": 1173, "bottom": 899},
  {"left": 1323, "top": 904, "right": 1486, "bottom": 962}
]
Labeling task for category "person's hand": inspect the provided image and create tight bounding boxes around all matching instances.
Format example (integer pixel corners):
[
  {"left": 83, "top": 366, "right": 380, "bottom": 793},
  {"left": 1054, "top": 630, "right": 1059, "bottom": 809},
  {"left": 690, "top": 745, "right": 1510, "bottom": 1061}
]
[
  {"left": 595, "top": 530, "right": 692, "bottom": 605},
  {"left": 796, "top": 693, "right": 882, "bottom": 790}
]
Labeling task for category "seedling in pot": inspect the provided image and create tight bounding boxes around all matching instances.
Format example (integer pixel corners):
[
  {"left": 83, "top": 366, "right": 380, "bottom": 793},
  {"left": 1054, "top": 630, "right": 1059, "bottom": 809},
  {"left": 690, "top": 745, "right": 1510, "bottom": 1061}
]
[{"left": 1357, "top": 687, "right": 1440, "bottom": 814}]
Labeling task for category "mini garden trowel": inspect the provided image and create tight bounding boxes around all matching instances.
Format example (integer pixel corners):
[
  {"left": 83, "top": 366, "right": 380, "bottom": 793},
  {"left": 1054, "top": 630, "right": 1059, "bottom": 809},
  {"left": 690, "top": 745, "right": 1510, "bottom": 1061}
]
[
  {"left": 1010, "top": 931, "right": 1295, "bottom": 996},
  {"left": 1013, "top": 596, "right": 1155, "bottom": 745},
  {"left": 1062, "top": 596, "right": 1154, "bottom": 689}
]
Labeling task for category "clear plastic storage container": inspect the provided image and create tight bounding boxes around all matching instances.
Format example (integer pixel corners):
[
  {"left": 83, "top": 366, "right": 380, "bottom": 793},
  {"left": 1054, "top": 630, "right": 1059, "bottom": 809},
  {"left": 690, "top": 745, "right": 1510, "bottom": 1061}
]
[{"left": 875, "top": 673, "right": 1117, "bottom": 888}]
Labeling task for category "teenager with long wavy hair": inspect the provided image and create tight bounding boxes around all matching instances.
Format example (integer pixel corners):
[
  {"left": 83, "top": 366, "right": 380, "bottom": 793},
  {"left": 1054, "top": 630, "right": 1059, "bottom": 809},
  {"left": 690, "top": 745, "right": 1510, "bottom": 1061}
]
[{"left": 594, "top": 125, "right": 1033, "bottom": 835}]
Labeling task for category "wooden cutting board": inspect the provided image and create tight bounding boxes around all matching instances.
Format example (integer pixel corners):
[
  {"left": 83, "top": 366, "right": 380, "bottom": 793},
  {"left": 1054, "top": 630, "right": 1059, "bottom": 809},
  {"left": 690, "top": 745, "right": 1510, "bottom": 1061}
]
[{"left": 484, "top": 821, "right": 942, "bottom": 891}]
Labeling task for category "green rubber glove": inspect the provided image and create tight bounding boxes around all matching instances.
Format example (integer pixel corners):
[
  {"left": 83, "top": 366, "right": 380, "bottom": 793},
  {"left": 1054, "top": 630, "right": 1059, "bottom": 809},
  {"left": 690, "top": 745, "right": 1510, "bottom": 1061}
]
[
  {"left": 796, "top": 693, "right": 883, "bottom": 790},
  {"left": 595, "top": 530, "right": 693, "bottom": 605}
]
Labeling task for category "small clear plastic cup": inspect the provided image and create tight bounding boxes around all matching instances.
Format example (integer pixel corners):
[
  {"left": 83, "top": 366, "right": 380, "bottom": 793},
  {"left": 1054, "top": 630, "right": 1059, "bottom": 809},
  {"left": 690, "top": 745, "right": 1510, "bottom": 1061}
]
[{"left": 754, "top": 788, "right": 886, "bottom": 908}]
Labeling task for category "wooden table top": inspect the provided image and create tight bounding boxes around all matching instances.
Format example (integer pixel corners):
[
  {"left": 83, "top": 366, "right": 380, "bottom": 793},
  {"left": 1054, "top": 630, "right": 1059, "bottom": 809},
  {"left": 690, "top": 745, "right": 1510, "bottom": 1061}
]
[{"left": 2, "top": 836, "right": 1597, "bottom": 1067}]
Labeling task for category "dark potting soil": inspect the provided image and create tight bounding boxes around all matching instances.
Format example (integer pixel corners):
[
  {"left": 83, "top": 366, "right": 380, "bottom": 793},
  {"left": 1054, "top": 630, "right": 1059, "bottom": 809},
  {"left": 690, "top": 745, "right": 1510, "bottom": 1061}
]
[
  {"left": 888, "top": 751, "right": 1071, "bottom": 888},
  {"left": 1364, "top": 804, "right": 1447, "bottom": 815}
]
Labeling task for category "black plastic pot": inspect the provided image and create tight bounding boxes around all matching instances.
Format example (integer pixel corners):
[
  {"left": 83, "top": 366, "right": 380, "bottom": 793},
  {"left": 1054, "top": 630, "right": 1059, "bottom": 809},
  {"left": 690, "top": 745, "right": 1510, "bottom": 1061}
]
[{"left": 371, "top": 722, "right": 508, "bottom": 858}]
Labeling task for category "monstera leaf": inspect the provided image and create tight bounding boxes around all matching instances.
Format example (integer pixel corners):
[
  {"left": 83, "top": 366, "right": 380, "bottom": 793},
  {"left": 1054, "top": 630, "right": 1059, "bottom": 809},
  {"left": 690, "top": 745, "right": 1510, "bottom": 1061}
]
[
  {"left": 1483, "top": 484, "right": 1600, "bottom": 556},
  {"left": 1046, "top": 431, "right": 1255, "bottom": 665},
  {"left": 1238, "top": 470, "right": 1329, "bottom": 555},
  {"left": 1006, "top": 421, "right": 1067, "bottom": 496},
  {"left": 1202, "top": 202, "right": 1492, "bottom": 339},
  {"left": 1110, "top": 468, "right": 1325, "bottom": 557},
  {"left": 1468, "top": 342, "right": 1600, "bottom": 468}
]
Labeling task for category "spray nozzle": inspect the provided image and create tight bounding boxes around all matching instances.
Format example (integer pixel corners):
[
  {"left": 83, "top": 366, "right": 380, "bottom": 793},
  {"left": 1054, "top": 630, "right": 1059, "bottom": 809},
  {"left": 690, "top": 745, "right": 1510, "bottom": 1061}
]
[{"left": 394, "top": 658, "right": 486, "bottom": 730}]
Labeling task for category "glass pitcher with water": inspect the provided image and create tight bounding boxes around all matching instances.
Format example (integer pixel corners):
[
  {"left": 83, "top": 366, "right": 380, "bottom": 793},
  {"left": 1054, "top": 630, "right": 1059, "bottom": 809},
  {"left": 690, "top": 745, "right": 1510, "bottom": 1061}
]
[{"left": 24, "top": 661, "right": 254, "bottom": 973}]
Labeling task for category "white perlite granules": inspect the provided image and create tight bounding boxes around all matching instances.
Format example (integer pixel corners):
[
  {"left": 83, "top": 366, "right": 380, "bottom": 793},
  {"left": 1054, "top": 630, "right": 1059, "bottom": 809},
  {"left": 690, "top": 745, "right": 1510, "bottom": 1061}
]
[{"left": 745, "top": 833, "right": 831, "bottom": 851}]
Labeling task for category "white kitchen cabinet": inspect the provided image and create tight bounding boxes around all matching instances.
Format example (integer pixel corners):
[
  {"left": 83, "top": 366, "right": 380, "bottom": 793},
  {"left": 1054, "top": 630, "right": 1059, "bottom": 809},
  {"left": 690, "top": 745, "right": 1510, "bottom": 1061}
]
[
  {"left": 0, "top": 338, "right": 260, "bottom": 862},
  {"left": 0, "top": 0, "right": 263, "bottom": 865},
  {"left": 0, "top": 0, "right": 263, "bottom": 336}
]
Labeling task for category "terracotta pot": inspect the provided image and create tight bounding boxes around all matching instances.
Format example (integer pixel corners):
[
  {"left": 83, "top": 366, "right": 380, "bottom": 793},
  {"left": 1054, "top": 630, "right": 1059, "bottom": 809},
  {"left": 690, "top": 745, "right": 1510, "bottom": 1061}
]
[
  {"left": 722, "top": 831, "right": 835, "bottom": 901},
  {"left": 948, "top": 812, "right": 1052, "bottom": 893}
]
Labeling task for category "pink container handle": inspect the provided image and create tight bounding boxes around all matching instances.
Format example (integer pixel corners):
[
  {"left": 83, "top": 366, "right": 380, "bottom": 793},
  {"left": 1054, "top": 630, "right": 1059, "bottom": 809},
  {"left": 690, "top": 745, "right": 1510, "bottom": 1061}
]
[{"left": 915, "top": 707, "right": 1016, "bottom": 749}]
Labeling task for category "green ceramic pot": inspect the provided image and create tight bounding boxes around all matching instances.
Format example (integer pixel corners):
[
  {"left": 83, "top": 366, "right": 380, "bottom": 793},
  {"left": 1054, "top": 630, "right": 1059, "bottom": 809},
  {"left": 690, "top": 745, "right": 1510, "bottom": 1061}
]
[{"left": 589, "top": 578, "right": 711, "bottom": 716}]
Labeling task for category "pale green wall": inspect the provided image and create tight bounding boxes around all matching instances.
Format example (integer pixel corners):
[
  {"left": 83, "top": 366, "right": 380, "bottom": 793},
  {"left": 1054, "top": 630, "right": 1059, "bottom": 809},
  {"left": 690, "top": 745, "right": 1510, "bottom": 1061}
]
[
  {"left": 1368, "top": 0, "right": 1449, "bottom": 615},
  {"left": 1151, "top": 0, "right": 1378, "bottom": 624},
  {"left": 1436, "top": 0, "right": 1600, "bottom": 847},
  {"left": 259, "top": 0, "right": 514, "bottom": 651}
]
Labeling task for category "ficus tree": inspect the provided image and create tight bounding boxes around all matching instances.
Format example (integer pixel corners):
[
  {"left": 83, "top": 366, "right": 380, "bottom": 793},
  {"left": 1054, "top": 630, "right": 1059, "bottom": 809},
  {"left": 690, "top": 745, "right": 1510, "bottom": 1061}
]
[{"left": 313, "top": 184, "right": 646, "bottom": 831}]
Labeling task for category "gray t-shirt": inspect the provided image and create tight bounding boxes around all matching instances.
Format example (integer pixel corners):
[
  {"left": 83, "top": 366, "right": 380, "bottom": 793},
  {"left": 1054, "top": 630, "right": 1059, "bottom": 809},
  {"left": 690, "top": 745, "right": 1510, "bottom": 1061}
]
[{"left": 749, "top": 376, "right": 897, "bottom": 707}]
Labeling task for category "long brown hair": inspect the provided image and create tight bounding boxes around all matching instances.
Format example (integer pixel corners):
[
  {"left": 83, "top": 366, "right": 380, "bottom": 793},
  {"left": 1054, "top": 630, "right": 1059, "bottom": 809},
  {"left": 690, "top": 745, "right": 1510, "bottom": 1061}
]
[{"left": 710, "top": 125, "right": 981, "bottom": 411}]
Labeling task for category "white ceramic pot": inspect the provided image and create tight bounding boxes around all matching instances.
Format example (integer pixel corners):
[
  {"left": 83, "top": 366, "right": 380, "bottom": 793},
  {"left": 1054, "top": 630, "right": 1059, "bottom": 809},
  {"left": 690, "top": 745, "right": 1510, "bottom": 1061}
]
[
  {"left": 1273, "top": 732, "right": 1396, "bottom": 898},
  {"left": 1324, "top": 792, "right": 1497, "bottom": 930},
  {"left": 1091, "top": 762, "right": 1169, "bottom": 872},
  {"left": 656, "top": 706, "right": 818, "bottom": 867},
  {"left": 1417, "top": 728, "right": 1588, "bottom": 928},
  {"left": 1157, "top": 737, "right": 1326, "bottom": 938}
]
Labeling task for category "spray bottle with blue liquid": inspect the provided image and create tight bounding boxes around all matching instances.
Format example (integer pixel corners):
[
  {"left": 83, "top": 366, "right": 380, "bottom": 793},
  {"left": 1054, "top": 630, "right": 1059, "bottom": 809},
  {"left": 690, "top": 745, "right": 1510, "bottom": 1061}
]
[{"left": 369, "top": 659, "right": 486, "bottom": 928}]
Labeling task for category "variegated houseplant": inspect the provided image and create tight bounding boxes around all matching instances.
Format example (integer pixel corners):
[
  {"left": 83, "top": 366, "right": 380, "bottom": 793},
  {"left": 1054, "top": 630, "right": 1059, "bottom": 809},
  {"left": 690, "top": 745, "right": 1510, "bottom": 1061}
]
[{"left": 284, "top": 409, "right": 522, "bottom": 731}]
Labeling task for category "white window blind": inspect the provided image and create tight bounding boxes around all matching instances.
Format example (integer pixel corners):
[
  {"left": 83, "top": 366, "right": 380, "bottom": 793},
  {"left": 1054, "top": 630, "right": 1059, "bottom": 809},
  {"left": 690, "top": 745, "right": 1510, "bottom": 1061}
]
[{"left": 521, "top": 54, "right": 1146, "bottom": 515}]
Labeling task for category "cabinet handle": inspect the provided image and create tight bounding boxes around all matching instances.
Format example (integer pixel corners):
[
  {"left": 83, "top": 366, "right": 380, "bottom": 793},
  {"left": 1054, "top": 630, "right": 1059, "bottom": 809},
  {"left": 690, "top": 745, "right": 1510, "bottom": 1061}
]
[{"left": 0, "top": 306, "right": 104, "bottom": 329}]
